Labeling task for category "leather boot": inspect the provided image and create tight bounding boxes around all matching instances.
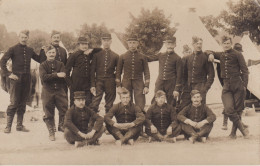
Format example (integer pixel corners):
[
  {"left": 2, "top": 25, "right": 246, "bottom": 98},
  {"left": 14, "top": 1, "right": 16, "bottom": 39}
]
[
  {"left": 229, "top": 123, "right": 237, "bottom": 139},
  {"left": 4, "top": 115, "right": 14, "bottom": 133},
  {"left": 45, "top": 119, "right": 55, "bottom": 141},
  {"left": 237, "top": 120, "right": 249, "bottom": 139},
  {"left": 16, "top": 114, "right": 30, "bottom": 132},
  {"left": 222, "top": 114, "right": 228, "bottom": 130},
  {"left": 51, "top": 118, "right": 56, "bottom": 132},
  {"left": 58, "top": 116, "right": 65, "bottom": 132}
]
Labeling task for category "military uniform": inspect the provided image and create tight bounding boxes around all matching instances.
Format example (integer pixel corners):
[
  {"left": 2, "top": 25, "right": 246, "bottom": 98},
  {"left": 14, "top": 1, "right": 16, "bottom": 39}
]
[
  {"left": 39, "top": 60, "right": 68, "bottom": 136},
  {"left": 181, "top": 51, "right": 215, "bottom": 105},
  {"left": 210, "top": 48, "right": 249, "bottom": 137},
  {"left": 66, "top": 48, "right": 102, "bottom": 107},
  {"left": 64, "top": 105, "right": 104, "bottom": 145},
  {"left": 146, "top": 51, "right": 182, "bottom": 106},
  {"left": 145, "top": 103, "right": 181, "bottom": 141},
  {"left": 0, "top": 43, "right": 42, "bottom": 132},
  {"left": 104, "top": 102, "right": 145, "bottom": 143},
  {"left": 40, "top": 44, "right": 67, "bottom": 65},
  {"left": 178, "top": 103, "right": 216, "bottom": 138},
  {"left": 90, "top": 48, "right": 119, "bottom": 113},
  {"left": 116, "top": 50, "right": 150, "bottom": 110}
]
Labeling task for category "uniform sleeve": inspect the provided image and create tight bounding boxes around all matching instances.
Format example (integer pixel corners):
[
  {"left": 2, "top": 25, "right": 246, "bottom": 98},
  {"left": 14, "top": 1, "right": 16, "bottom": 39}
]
[
  {"left": 0, "top": 47, "right": 13, "bottom": 76},
  {"left": 175, "top": 57, "right": 183, "bottom": 92},
  {"left": 39, "top": 64, "right": 58, "bottom": 82},
  {"left": 142, "top": 56, "right": 150, "bottom": 88},
  {"left": 31, "top": 49, "right": 41, "bottom": 63},
  {"left": 90, "top": 110, "right": 104, "bottom": 131},
  {"left": 237, "top": 52, "right": 249, "bottom": 87},
  {"left": 133, "top": 105, "right": 145, "bottom": 126},
  {"left": 64, "top": 50, "right": 68, "bottom": 65},
  {"left": 104, "top": 104, "right": 118, "bottom": 126},
  {"left": 205, "top": 60, "right": 215, "bottom": 91},
  {"left": 65, "top": 53, "right": 76, "bottom": 87},
  {"left": 39, "top": 49, "right": 47, "bottom": 63},
  {"left": 177, "top": 106, "right": 189, "bottom": 122},
  {"left": 170, "top": 106, "right": 178, "bottom": 128},
  {"left": 115, "top": 55, "right": 124, "bottom": 87},
  {"left": 205, "top": 106, "right": 216, "bottom": 123},
  {"left": 145, "top": 53, "right": 159, "bottom": 62},
  {"left": 64, "top": 108, "right": 80, "bottom": 135},
  {"left": 145, "top": 106, "right": 153, "bottom": 128},
  {"left": 90, "top": 53, "right": 97, "bottom": 87}
]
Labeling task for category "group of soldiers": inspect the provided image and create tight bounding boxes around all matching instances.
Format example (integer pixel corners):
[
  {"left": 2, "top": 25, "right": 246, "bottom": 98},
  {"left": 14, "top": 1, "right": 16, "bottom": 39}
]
[{"left": 0, "top": 29, "right": 250, "bottom": 147}]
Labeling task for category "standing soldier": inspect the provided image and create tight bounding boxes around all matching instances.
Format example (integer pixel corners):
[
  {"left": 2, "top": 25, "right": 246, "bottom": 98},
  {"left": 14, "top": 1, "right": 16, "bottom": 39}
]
[
  {"left": 90, "top": 33, "right": 119, "bottom": 113},
  {"left": 66, "top": 37, "right": 101, "bottom": 107},
  {"left": 0, "top": 30, "right": 42, "bottom": 133},
  {"left": 146, "top": 36, "right": 182, "bottom": 106},
  {"left": 39, "top": 45, "right": 68, "bottom": 140},
  {"left": 208, "top": 36, "right": 249, "bottom": 139},
  {"left": 116, "top": 35, "right": 150, "bottom": 110},
  {"left": 182, "top": 36, "right": 215, "bottom": 105}
]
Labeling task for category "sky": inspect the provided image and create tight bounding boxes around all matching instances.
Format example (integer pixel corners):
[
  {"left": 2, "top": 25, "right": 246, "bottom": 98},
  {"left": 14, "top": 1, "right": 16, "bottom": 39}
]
[{"left": 0, "top": 0, "right": 237, "bottom": 34}]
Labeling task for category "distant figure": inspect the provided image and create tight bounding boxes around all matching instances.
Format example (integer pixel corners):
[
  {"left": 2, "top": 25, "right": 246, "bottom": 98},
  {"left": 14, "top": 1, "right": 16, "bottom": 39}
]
[
  {"left": 145, "top": 90, "right": 181, "bottom": 143},
  {"left": 104, "top": 87, "right": 145, "bottom": 146},
  {"left": 178, "top": 90, "right": 216, "bottom": 144},
  {"left": 0, "top": 30, "right": 42, "bottom": 133},
  {"left": 64, "top": 91, "right": 105, "bottom": 147}
]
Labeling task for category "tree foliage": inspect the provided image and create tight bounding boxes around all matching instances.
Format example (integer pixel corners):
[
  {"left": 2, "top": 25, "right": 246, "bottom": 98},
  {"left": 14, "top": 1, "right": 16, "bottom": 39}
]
[
  {"left": 125, "top": 8, "right": 176, "bottom": 55},
  {"left": 200, "top": 15, "right": 224, "bottom": 37},
  {"left": 61, "top": 31, "right": 77, "bottom": 52},
  {"left": 27, "top": 29, "right": 49, "bottom": 53}
]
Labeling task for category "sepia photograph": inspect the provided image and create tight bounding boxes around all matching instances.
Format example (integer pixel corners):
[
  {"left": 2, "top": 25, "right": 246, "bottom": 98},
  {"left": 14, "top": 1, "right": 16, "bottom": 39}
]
[{"left": 0, "top": 0, "right": 259, "bottom": 165}]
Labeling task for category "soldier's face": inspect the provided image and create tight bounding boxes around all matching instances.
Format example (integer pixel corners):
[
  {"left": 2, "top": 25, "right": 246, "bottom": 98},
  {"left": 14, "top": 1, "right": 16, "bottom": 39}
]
[
  {"left": 46, "top": 48, "right": 56, "bottom": 61},
  {"left": 192, "top": 40, "right": 203, "bottom": 52},
  {"left": 166, "top": 42, "right": 176, "bottom": 53},
  {"left": 222, "top": 39, "right": 232, "bottom": 51},
  {"left": 51, "top": 34, "right": 61, "bottom": 45},
  {"left": 102, "top": 39, "right": 112, "bottom": 49},
  {"left": 74, "top": 98, "right": 85, "bottom": 109},
  {"left": 183, "top": 49, "right": 192, "bottom": 57},
  {"left": 155, "top": 95, "right": 166, "bottom": 106},
  {"left": 127, "top": 41, "right": 139, "bottom": 52},
  {"left": 191, "top": 93, "right": 202, "bottom": 106},
  {"left": 120, "top": 93, "right": 131, "bottom": 106},
  {"left": 19, "top": 33, "right": 29, "bottom": 45},
  {"left": 79, "top": 43, "right": 89, "bottom": 51}
]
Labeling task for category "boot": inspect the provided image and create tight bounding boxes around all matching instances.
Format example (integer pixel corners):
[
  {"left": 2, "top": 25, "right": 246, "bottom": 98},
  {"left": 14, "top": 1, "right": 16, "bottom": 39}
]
[
  {"left": 222, "top": 114, "right": 228, "bottom": 130},
  {"left": 58, "top": 116, "right": 65, "bottom": 132},
  {"left": 51, "top": 118, "right": 56, "bottom": 132},
  {"left": 237, "top": 120, "right": 249, "bottom": 139},
  {"left": 16, "top": 114, "right": 30, "bottom": 132},
  {"left": 4, "top": 115, "right": 14, "bottom": 133},
  {"left": 229, "top": 123, "right": 237, "bottom": 139},
  {"left": 45, "top": 119, "right": 55, "bottom": 141}
]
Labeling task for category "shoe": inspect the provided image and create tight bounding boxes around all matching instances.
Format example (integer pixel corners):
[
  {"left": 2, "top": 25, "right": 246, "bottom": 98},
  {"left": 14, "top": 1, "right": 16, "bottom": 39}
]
[
  {"left": 165, "top": 137, "right": 176, "bottom": 143},
  {"left": 201, "top": 137, "right": 207, "bottom": 143},
  {"left": 115, "top": 140, "right": 122, "bottom": 146},
  {"left": 4, "top": 127, "right": 11, "bottom": 133},
  {"left": 16, "top": 125, "right": 30, "bottom": 132},
  {"left": 75, "top": 141, "right": 87, "bottom": 148},
  {"left": 128, "top": 139, "right": 134, "bottom": 145},
  {"left": 49, "top": 134, "right": 55, "bottom": 141},
  {"left": 148, "top": 137, "right": 152, "bottom": 143},
  {"left": 221, "top": 125, "right": 228, "bottom": 130},
  {"left": 228, "top": 134, "right": 237, "bottom": 139},
  {"left": 58, "top": 126, "right": 64, "bottom": 132},
  {"left": 189, "top": 134, "right": 198, "bottom": 144},
  {"left": 243, "top": 128, "right": 250, "bottom": 139}
]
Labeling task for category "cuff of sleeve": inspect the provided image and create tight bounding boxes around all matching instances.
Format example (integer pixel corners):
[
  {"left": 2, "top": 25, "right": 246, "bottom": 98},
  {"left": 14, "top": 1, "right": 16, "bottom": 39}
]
[{"left": 144, "top": 80, "right": 150, "bottom": 88}]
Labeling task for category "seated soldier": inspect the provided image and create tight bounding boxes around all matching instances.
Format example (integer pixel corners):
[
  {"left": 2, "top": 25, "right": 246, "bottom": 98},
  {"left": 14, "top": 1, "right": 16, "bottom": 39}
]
[
  {"left": 145, "top": 90, "right": 181, "bottom": 143},
  {"left": 177, "top": 90, "right": 216, "bottom": 144},
  {"left": 104, "top": 87, "right": 145, "bottom": 146},
  {"left": 64, "top": 91, "right": 105, "bottom": 147}
]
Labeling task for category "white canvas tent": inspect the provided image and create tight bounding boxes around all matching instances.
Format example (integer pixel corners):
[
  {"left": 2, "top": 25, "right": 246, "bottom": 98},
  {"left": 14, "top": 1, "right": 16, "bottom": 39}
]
[
  {"left": 240, "top": 34, "right": 260, "bottom": 64},
  {"left": 148, "top": 9, "right": 223, "bottom": 105}
]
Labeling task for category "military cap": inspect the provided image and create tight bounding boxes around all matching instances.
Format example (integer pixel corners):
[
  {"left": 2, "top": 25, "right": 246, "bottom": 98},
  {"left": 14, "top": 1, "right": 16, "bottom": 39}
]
[
  {"left": 77, "top": 37, "right": 89, "bottom": 44},
  {"left": 127, "top": 35, "right": 138, "bottom": 41},
  {"left": 155, "top": 90, "right": 166, "bottom": 98},
  {"left": 190, "top": 90, "right": 201, "bottom": 97},
  {"left": 233, "top": 43, "right": 243, "bottom": 52},
  {"left": 119, "top": 87, "right": 130, "bottom": 95},
  {"left": 74, "top": 91, "right": 86, "bottom": 99},
  {"left": 51, "top": 30, "right": 61, "bottom": 37},
  {"left": 164, "top": 35, "right": 176, "bottom": 43},
  {"left": 20, "top": 30, "right": 30, "bottom": 36},
  {"left": 192, "top": 36, "right": 203, "bottom": 44},
  {"left": 101, "top": 33, "right": 112, "bottom": 39},
  {"left": 44, "top": 45, "right": 55, "bottom": 53},
  {"left": 183, "top": 44, "right": 191, "bottom": 53},
  {"left": 221, "top": 35, "right": 232, "bottom": 43}
]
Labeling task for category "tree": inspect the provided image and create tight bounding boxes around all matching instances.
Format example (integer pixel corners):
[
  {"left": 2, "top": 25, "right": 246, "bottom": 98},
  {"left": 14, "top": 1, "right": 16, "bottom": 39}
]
[
  {"left": 77, "top": 23, "right": 109, "bottom": 48},
  {"left": 200, "top": 15, "right": 224, "bottom": 37},
  {"left": 125, "top": 8, "right": 176, "bottom": 55},
  {"left": 27, "top": 29, "right": 49, "bottom": 53},
  {"left": 218, "top": 0, "right": 260, "bottom": 44},
  {"left": 61, "top": 31, "right": 77, "bottom": 52}
]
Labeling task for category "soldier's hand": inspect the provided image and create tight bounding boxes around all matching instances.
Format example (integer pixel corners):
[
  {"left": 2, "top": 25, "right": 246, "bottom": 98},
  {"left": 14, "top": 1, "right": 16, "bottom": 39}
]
[
  {"left": 85, "top": 130, "right": 96, "bottom": 139},
  {"left": 57, "top": 72, "right": 66, "bottom": 78},
  {"left": 124, "top": 122, "right": 135, "bottom": 129},
  {"left": 173, "top": 91, "right": 179, "bottom": 100},
  {"left": 190, "top": 121, "right": 198, "bottom": 128},
  {"left": 84, "top": 49, "right": 93, "bottom": 55},
  {"left": 143, "top": 87, "right": 149, "bottom": 94},
  {"left": 90, "top": 87, "right": 96, "bottom": 96},
  {"left": 9, "top": 73, "right": 19, "bottom": 80},
  {"left": 114, "top": 122, "right": 124, "bottom": 130},
  {"left": 166, "top": 126, "right": 173, "bottom": 136},
  {"left": 208, "top": 54, "right": 215, "bottom": 63},
  {"left": 151, "top": 125, "right": 157, "bottom": 134},
  {"left": 195, "top": 120, "right": 208, "bottom": 129},
  {"left": 78, "top": 131, "right": 88, "bottom": 139}
]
